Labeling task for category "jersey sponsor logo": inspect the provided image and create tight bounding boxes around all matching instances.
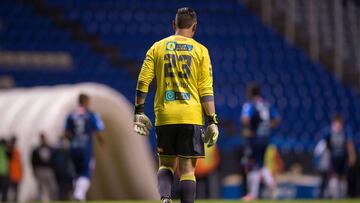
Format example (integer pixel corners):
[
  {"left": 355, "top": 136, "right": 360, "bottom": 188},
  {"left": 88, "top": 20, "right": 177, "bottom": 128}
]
[
  {"left": 165, "top": 90, "right": 176, "bottom": 101},
  {"left": 166, "top": 42, "right": 176, "bottom": 51},
  {"left": 166, "top": 41, "right": 193, "bottom": 51},
  {"left": 165, "top": 90, "right": 190, "bottom": 101},
  {"left": 177, "top": 92, "right": 190, "bottom": 100}
]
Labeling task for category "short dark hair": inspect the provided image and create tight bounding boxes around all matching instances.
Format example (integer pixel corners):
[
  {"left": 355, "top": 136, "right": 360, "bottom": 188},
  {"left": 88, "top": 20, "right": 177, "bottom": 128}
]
[
  {"left": 175, "top": 7, "right": 197, "bottom": 29},
  {"left": 78, "top": 93, "right": 90, "bottom": 106},
  {"left": 332, "top": 113, "right": 344, "bottom": 123},
  {"left": 9, "top": 136, "right": 17, "bottom": 145},
  {"left": 247, "top": 83, "right": 261, "bottom": 98}
]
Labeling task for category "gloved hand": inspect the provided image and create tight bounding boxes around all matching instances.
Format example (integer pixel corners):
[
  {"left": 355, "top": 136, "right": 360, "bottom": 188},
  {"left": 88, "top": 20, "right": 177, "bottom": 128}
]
[
  {"left": 134, "top": 103, "right": 153, "bottom": 136},
  {"left": 134, "top": 114, "right": 153, "bottom": 136},
  {"left": 204, "top": 114, "right": 219, "bottom": 147}
]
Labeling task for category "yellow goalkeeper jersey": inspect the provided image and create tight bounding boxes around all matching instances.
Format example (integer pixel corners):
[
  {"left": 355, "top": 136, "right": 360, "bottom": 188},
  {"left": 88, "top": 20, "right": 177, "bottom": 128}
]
[{"left": 136, "top": 35, "right": 214, "bottom": 126}]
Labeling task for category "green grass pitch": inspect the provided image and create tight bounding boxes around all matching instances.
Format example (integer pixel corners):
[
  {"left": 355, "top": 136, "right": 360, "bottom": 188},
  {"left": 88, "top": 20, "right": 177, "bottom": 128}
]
[{"left": 50, "top": 200, "right": 360, "bottom": 203}]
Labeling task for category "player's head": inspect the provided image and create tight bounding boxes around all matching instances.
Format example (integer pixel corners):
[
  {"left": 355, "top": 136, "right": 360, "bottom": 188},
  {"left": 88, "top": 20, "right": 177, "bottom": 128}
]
[
  {"left": 332, "top": 113, "right": 344, "bottom": 123},
  {"left": 173, "top": 7, "right": 197, "bottom": 37},
  {"left": 0, "top": 138, "right": 6, "bottom": 146},
  {"left": 10, "top": 135, "right": 17, "bottom": 146},
  {"left": 247, "top": 83, "right": 261, "bottom": 100},
  {"left": 40, "top": 133, "right": 47, "bottom": 145},
  {"left": 331, "top": 113, "right": 344, "bottom": 132},
  {"left": 78, "top": 93, "right": 90, "bottom": 108}
]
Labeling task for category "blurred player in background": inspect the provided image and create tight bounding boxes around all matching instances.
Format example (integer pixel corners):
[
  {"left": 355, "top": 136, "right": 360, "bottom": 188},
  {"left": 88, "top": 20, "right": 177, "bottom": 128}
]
[
  {"left": 65, "top": 93, "right": 104, "bottom": 201},
  {"left": 53, "top": 136, "right": 74, "bottom": 200},
  {"left": 0, "top": 139, "right": 9, "bottom": 202},
  {"left": 133, "top": 7, "right": 218, "bottom": 203},
  {"left": 7, "top": 136, "right": 22, "bottom": 202},
  {"left": 322, "top": 114, "right": 356, "bottom": 198},
  {"left": 313, "top": 138, "right": 330, "bottom": 198},
  {"left": 241, "top": 84, "right": 280, "bottom": 201},
  {"left": 31, "top": 133, "right": 57, "bottom": 201}
]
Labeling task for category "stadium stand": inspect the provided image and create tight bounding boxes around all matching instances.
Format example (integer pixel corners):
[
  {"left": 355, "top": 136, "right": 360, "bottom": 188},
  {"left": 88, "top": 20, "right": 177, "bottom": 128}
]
[
  {"left": 0, "top": 0, "right": 135, "bottom": 99},
  {"left": 251, "top": 0, "right": 360, "bottom": 87},
  {"left": 1, "top": 0, "right": 360, "bottom": 167}
]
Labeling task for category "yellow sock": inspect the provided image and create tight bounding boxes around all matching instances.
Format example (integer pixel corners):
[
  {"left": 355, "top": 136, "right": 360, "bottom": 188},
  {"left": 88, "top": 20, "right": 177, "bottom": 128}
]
[{"left": 180, "top": 174, "right": 196, "bottom": 182}]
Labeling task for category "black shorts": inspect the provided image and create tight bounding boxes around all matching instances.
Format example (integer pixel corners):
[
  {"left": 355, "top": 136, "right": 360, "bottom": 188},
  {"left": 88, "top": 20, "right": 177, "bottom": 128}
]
[
  {"left": 156, "top": 124, "right": 205, "bottom": 158},
  {"left": 331, "top": 155, "right": 347, "bottom": 175}
]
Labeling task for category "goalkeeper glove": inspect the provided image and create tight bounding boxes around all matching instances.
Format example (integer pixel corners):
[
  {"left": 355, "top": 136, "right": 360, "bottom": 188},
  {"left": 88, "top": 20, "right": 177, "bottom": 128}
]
[
  {"left": 134, "top": 104, "right": 153, "bottom": 136},
  {"left": 204, "top": 113, "right": 219, "bottom": 147}
]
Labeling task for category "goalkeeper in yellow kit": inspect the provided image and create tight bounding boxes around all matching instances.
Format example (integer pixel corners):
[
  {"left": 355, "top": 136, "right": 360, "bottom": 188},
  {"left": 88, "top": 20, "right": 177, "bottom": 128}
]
[{"left": 133, "top": 7, "right": 219, "bottom": 203}]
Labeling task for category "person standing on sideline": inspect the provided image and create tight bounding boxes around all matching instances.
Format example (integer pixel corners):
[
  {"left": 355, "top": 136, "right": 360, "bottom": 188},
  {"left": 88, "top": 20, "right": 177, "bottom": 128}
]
[
  {"left": 8, "top": 136, "right": 22, "bottom": 202},
  {"left": 322, "top": 114, "right": 356, "bottom": 199},
  {"left": 31, "top": 133, "right": 58, "bottom": 201},
  {"left": 0, "top": 139, "right": 9, "bottom": 202},
  {"left": 53, "top": 136, "right": 74, "bottom": 200},
  {"left": 314, "top": 139, "right": 331, "bottom": 198}
]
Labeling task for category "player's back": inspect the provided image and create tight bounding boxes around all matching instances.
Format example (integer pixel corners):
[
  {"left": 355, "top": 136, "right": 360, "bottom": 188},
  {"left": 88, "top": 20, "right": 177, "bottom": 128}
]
[
  {"left": 65, "top": 107, "right": 103, "bottom": 148},
  {"left": 323, "top": 126, "right": 350, "bottom": 157},
  {"left": 242, "top": 100, "right": 276, "bottom": 137},
  {"left": 140, "top": 35, "right": 213, "bottom": 126}
]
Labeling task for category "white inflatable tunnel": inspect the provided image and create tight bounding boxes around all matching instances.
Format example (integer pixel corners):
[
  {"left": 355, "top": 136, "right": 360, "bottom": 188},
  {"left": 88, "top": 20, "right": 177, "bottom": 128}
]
[{"left": 0, "top": 83, "right": 159, "bottom": 201}]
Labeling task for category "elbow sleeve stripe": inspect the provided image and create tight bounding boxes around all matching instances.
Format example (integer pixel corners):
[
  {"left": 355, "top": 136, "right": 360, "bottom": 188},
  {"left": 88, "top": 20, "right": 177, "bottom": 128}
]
[
  {"left": 136, "top": 90, "right": 148, "bottom": 99},
  {"left": 201, "top": 95, "right": 214, "bottom": 102},
  {"left": 136, "top": 81, "right": 149, "bottom": 92}
]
